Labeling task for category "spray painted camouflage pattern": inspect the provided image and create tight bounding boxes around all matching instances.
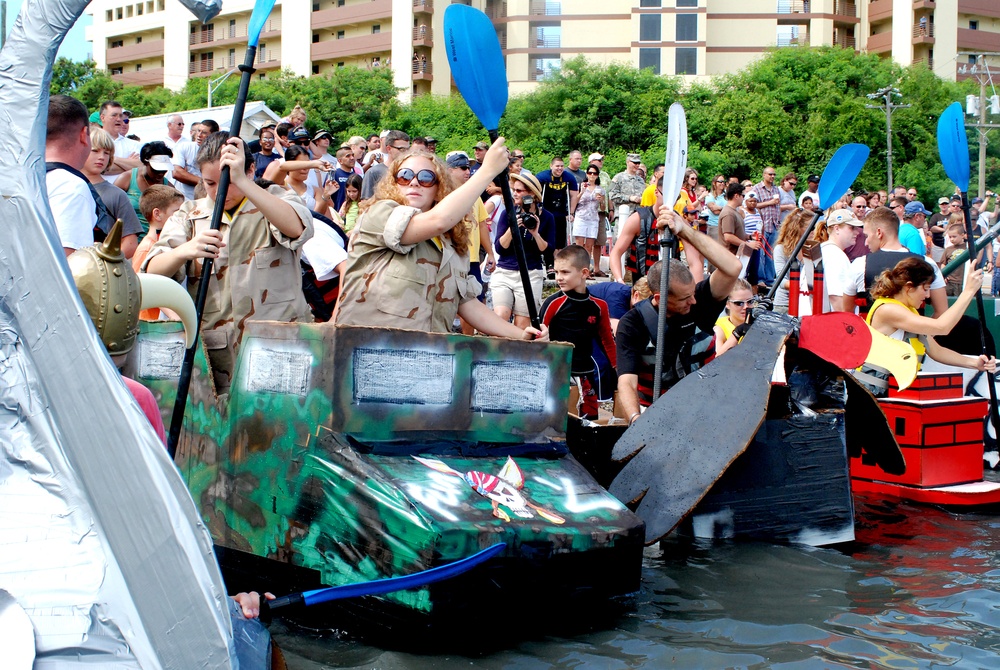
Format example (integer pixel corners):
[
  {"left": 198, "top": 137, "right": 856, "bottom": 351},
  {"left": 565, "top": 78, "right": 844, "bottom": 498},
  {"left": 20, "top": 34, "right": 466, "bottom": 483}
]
[{"left": 129, "top": 322, "right": 644, "bottom": 619}]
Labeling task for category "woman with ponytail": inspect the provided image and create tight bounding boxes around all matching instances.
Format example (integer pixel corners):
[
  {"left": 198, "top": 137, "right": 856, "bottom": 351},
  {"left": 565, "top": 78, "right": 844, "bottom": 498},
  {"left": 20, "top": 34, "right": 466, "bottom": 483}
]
[{"left": 854, "top": 256, "right": 996, "bottom": 395}]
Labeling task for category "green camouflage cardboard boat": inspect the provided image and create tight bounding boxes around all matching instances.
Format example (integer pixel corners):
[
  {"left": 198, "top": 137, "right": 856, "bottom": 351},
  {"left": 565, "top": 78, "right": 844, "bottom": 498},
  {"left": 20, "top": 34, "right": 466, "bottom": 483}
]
[{"left": 128, "top": 321, "right": 645, "bottom": 641}]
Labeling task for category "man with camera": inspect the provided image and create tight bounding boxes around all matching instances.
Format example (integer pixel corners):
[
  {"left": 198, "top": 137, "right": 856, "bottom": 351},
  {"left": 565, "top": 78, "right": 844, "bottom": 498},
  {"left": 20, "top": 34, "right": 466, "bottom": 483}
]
[{"left": 490, "top": 172, "right": 556, "bottom": 329}]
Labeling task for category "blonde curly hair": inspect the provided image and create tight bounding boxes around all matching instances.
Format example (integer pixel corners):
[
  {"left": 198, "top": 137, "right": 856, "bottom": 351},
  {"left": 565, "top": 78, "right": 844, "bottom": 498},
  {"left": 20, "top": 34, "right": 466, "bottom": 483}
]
[{"left": 362, "top": 149, "right": 469, "bottom": 256}]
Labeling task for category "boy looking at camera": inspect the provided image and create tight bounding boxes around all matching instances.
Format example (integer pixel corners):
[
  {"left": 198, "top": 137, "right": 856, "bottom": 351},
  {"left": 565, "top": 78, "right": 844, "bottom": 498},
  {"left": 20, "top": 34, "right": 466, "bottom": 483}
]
[{"left": 540, "top": 245, "right": 617, "bottom": 419}]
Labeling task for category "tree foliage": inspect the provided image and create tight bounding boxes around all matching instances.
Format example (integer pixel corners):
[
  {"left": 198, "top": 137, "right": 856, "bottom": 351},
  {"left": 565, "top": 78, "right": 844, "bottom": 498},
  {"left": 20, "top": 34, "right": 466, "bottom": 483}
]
[{"left": 61, "top": 47, "right": 998, "bottom": 200}]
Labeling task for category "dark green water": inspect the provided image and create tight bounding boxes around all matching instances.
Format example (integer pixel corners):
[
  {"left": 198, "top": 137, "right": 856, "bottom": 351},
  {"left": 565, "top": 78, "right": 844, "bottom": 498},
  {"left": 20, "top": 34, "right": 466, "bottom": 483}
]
[{"left": 272, "top": 497, "right": 1000, "bottom": 669}]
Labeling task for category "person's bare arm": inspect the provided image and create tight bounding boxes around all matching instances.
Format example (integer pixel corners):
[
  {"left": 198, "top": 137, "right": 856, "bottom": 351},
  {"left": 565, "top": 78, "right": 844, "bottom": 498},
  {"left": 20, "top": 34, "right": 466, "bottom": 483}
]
[
  {"left": 458, "top": 299, "right": 547, "bottom": 341},
  {"left": 223, "top": 142, "right": 306, "bottom": 240},
  {"left": 617, "top": 373, "right": 641, "bottom": 425},
  {"left": 172, "top": 165, "right": 200, "bottom": 187},
  {"left": 659, "top": 206, "right": 741, "bottom": 300},
  {"left": 609, "top": 212, "right": 639, "bottom": 282},
  {"left": 113, "top": 171, "right": 131, "bottom": 190}
]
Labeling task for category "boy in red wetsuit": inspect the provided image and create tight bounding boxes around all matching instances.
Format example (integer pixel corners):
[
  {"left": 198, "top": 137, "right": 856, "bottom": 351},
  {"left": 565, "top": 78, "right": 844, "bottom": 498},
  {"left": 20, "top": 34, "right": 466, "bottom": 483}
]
[{"left": 540, "top": 245, "right": 617, "bottom": 419}]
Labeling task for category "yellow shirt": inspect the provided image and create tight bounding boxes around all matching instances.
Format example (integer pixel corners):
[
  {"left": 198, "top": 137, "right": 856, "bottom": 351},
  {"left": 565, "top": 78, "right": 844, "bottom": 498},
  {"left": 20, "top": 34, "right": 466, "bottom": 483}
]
[
  {"left": 467, "top": 198, "right": 489, "bottom": 264},
  {"left": 640, "top": 184, "right": 657, "bottom": 207}
]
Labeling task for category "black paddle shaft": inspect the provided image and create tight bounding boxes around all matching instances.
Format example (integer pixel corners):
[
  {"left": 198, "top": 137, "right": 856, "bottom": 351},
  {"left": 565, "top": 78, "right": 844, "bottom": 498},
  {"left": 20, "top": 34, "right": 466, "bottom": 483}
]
[
  {"left": 766, "top": 209, "right": 821, "bottom": 304},
  {"left": 651, "top": 228, "right": 675, "bottom": 400},
  {"left": 959, "top": 191, "right": 1000, "bottom": 437},
  {"left": 167, "top": 48, "right": 259, "bottom": 457},
  {"left": 490, "top": 129, "right": 541, "bottom": 330}
]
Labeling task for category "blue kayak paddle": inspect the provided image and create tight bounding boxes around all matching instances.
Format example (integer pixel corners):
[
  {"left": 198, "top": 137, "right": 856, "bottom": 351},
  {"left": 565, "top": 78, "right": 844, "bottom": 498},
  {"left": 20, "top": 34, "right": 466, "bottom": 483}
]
[
  {"left": 261, "top": 542, "right": 505, "bottom": 614},
  {"left": 766, "top": 143, "right": 870, "bottom": 304},
  {"left": 937, "top": 101, "right": 1000, "bottom": 438},
  {"left": 444, "top": 5, "right": 540, "bottom": 330},
  {"left": 167, "top": 0, "right": 277, "bottom": 457}
]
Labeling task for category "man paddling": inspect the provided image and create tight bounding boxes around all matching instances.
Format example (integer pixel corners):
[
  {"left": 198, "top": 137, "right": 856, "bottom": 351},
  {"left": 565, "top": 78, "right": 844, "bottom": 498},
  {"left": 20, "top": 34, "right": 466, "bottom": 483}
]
[{"left": 615, "top": 205, "right": 742, "bottom": 424}]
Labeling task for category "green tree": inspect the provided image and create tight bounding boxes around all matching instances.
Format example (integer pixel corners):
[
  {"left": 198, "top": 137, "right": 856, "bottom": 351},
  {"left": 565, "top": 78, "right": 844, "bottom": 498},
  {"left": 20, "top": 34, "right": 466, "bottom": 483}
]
[{"left": 50, "top": 58, "right": 101, "bottom": 97}]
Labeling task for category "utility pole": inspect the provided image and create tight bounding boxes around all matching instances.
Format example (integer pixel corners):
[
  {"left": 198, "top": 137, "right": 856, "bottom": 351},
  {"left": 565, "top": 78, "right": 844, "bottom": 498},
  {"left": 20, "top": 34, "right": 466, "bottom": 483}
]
[
  {"left": 958, "top": 53, "right": 1000, "bottom": 196},
  {"left": 867, "top": 87, "right": 910, "bottom": 193},
  {"left": 2, "top": 1, "right": 7, "bottom": 50}
]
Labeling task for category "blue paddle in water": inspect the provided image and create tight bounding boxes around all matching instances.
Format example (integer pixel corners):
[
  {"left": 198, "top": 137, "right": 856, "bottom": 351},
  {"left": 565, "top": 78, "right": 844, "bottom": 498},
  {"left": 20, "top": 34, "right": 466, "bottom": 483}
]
[
  {"left": 444, "top": 5, "right": 540, "bottom": 330},
  {"left": 167, "top": 0, "right": 278, "bottom": 457},
  {"left": 937, "top": 101, "right": 1000, "bottom": 439},
  {"left": 261, "top": 542, "right": 504, "bottom": 614}
]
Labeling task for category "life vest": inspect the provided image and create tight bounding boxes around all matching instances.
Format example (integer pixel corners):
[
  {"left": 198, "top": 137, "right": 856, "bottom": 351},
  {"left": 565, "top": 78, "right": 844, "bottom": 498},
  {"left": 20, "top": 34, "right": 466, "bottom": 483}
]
[{"left": 626, "top": 206, "right": 658, "bottom": 281}]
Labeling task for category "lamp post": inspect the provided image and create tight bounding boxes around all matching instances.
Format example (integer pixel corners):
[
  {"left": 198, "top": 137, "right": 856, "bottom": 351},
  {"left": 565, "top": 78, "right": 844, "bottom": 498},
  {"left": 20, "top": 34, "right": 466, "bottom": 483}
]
[
  {"left": 866, "top": 86, "right": 910, "bottom": 193},
  {"left": 207, "top": 67, "right": 238, "bottom": 109}
]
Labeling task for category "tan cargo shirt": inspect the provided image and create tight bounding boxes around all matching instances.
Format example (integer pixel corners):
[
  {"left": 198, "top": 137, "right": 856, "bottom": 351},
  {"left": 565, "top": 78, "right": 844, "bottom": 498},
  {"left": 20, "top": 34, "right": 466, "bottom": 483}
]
[
  {"left": 144, "top": 185, "right": 314, "bottom": 388},
  {"left": 337, "top": 200, "right": 480, "bottom": 333}
]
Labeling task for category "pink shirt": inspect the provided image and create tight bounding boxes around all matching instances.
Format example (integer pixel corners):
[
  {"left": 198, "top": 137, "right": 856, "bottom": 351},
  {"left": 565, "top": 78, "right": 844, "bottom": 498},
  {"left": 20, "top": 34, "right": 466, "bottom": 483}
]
[{"left": 123, "top": 376, "right": 166, "bottom": 446}]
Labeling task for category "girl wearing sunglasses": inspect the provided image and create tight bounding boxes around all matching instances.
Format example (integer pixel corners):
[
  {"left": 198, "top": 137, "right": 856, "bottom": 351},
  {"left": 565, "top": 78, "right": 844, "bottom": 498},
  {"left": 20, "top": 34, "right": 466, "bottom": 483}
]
[
  {"left": 336, "top": 139, "right": 548, "bottom": 341},
  {"left": 714, "top": 278, "right": 754, "bottom": 355}
]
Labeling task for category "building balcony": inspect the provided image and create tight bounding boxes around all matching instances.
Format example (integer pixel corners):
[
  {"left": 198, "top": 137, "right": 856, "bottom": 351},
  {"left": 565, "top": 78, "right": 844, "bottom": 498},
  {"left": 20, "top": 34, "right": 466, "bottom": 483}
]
[
  {"left": 776, "top": 1, "right": 810, "bottom": 14},
  {"left": 913, "top": 56, "right": 934, "bottom": 71},
  {"left": 413, "top": 0, "right": 433, "bottom": 14},
  {"left": 958, "top": 27, "right": 1000, "bottom": 52},
  {"left": 413, "top": 26, "right": 432, "bottom": 47},
  {"left": 958, "top": 0, "right": 1000, "bottom": 19},
  {"left": 529, "top": 0, "right": 560, "bottom": 17},
  {"left": 411, "top": 59, "right": 432, "bottom": 80},
  {"left": 866, "top": 31, "right": 892, "bottom": 53},
  {"left": 912, "top": 23, "right": 934, "bottom": 43},
  {"left": 833, "top": 32, "right": 857, "bottom": 49},
  {"left": 189, "top": 19, "right": 281, "bottom": 49},
  {"left": 913, "top": 0, "right": 935, "bottom": 9},
  {"left": 311, "top": 32, "right": 392, "bottom": 62},
  {"left": 868, "top": 0, "right": 892, "bottom": 23},
  {"left": 311, "top": 0, "right": 392, "bottom": 31},
  {"left": 534, "top": 34, "right": 560, "bottom": 48},
  {"left": 833, "top": 0, "right": 857, "bottom": 17},
  {"left": 485, "top": 1, "right": 507, "bottom": 20},
  {"left": 110, "top": 67, "right": 164, "bottom": 87},
  {"left": 106, "top": 38, "right": 164, "bottom": 65},
  {"left": 188, "top": 52, "right": 280, "bottom": 77},
  {"left": 777, "top": 34, "right": 810, "bottom": 48}
]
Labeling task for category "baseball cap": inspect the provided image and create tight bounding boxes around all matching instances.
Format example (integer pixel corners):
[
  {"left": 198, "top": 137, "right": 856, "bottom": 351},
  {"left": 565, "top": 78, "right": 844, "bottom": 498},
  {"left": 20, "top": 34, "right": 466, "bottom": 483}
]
[
  {"left": 807, "top": 174, "right": 820, "bottom": 184},
  {"left": 313, "top": 130, "right": 333, "bottom": 142},
  {"left": 474, "top": 141, "right": 489, "bottom": 150},
  {"left": 89, "top": 111, "right": 101, "bottom": 125},
  {"left": 744, "top": 191, "right": 759, "bottom": 200},
  {"left": 588, "top": 152, "right": 604, "bottom": 162},
  {"left": 972, "top": 197, "right": 984, "bottom": 205},
  {"left": 147, "top": 155, "right": 173, "bottom": 172},
  {"left": 683, "top": 204, "right": 700, "bottom": 215},
  {"left": 950, "top": 194, "right": 963, "bottom": 203},
  {"left": 904, "top": 201, "right": 932, "bottom": 217},
  {"left": 827, "top": 208, "right": 863, "bottom": 227},
  {"left": 446, "top": 151, "right": 470, "bottom": 168},
  {"left": 288, "top": 127, "right": 310, "bottom": 143},
  {"left": 938, "top": 196, "right": 950, "bottom": 205},
  {"left": 425, "top": 136, "right": 437, "bottom": 143},
  {"left": 122, "top": 109, "right": 133, "bottom": 118},
  {"left": 627, "top": 153, "right": 641, "bottom": 163}
]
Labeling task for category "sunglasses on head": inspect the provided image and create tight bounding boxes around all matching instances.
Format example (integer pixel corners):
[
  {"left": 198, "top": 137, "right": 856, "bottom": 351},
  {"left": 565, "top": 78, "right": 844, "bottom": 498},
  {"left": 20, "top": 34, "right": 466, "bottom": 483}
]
[{"left": 395, "top": 168, "right": 439, "bottom": 187}]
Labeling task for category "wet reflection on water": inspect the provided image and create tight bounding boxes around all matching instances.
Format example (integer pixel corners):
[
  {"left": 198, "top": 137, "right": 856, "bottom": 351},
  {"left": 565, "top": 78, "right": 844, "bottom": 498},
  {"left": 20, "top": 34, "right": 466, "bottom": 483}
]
[{"left": 273, "top": 497, "right": 1000, "bottom": 669}]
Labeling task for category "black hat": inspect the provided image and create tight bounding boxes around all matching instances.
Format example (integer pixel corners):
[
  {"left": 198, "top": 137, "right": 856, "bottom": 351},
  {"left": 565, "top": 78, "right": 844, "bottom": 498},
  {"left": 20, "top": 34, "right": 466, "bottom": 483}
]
[{"left": 807, "top": 174, "right": 820, "bottom": 184}]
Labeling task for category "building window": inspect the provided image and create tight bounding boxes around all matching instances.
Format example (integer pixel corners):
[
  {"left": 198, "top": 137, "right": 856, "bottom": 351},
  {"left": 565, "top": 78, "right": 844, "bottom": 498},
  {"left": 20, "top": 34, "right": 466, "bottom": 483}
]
[
  {"left": 638, "top": 47, "right": 660, "bottom": 74},
  {"left": 111, "top": 67, "right": 123, "bottom": 75},
  {"left": 677, "top": 0, "right": 697, "bottom": 6},
  {"left": 372, "top": 24, "right": 381, "bottom": 34},
  {"left": 639, "top": 14, "right": 661, "bottom": 42},
  {"left": 136, "top": 36, "right": 142, "bottom": 43},
  {"left": 970, "top": 55, "right": 978, "bottom": 64},
  {"left": 338, "top": 0, "right": 346, "bottom": 5},
  {"left": 676, "top": 47, "right": 696, "bottom": 74},
  {"left": 536, "top": 26, "right": 561, "bottom": 48},
  {"left": 337, "top": 30, "right": 345, "bottom": 39},
  {"left": 116, "top": 7, "right": 123, "bottom": 19},
  {"left": 970, "top": 20, "right": 978, "bottom": 30},
  {"left": 676, "top": 14, "right": 697, "bottom": 42},
  {"left": 639, "top": 0, "right": 661, "bottom": 6},
  {"left": 313, "top": 3, "right": 320, "bottom": 10},
  {"left": 313, "top": 33, "right": 319, "bottom": 43},
  {"left": 126, "top": 5, "right": 133, "bottom": 18},
  {"left": 135, "top": 63, "right": 142, "bottom": 71},
  {"left": 106, "top": 9, "right": 113, "bottom": 21},
  {"left": 137, "top": 3, "right": 143, "bottom": 15},
  {"left": 338, "top": 61, "right": 345, "bottom": 67},
  {"left": 147, "top": 1, "right": 153, "bottom": 13},
  {"left": 157, "top": 0, "right": 164, "bottom": 10},
  {"left": 313, "top": 65, "right": 320, "bottom": 75}
]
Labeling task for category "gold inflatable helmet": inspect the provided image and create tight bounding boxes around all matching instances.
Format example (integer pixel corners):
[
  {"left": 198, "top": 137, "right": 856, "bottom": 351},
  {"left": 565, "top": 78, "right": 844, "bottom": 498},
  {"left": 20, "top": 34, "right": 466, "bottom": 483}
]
[{"left": 68, "top": 220, "right": 197, "bottom": 356}]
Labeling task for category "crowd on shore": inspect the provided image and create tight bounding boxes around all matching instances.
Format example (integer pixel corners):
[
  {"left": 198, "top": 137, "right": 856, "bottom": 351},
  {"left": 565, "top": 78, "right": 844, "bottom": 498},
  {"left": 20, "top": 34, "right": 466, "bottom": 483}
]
[{"left": 46, "top": 96, "right": 1000, "bottom": 420}]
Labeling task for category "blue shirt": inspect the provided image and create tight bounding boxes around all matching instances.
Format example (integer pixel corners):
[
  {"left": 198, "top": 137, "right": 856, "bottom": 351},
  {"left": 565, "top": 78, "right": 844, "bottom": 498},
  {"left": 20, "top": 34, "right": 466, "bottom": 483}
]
[
  {"left": 899, "top": 222, "right": 926, "bottom": 256},
  {"left": 586, "top": 281, "right": 632, "bottom": 319},
  {"left": 534, "top": 169, "right": 579, "bottom": 217}
]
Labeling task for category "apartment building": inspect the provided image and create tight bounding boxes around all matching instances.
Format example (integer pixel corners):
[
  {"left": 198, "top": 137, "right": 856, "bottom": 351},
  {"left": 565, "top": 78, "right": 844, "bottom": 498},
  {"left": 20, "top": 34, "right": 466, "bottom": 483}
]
[
  {"left": 862, "top": 0, "right": 1000, "bottom": 81},
  {"left": 84, "top": 0, "right": 1000, "bottom": 103}
]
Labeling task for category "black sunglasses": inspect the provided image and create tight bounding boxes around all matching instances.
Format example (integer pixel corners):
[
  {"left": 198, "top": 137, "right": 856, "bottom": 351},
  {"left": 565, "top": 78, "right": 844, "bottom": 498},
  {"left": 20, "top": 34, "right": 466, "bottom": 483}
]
[
  {"left": 586, "top": 171, "right": 599, "bottom": 175},
  {"left": 729, "top": 299, "right": 756, "bottom": 307},
  {"left": 395, "top": 168, "right": 438, "bottom": 187}
]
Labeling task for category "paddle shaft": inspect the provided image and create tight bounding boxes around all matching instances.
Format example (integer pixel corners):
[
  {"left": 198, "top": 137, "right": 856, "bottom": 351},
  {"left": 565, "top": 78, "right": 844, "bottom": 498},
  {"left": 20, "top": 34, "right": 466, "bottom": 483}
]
[
  {"left": 941, "top": 221, "right": 1000, "bottom": 277},
  {"left": 959, "top": 191, "right": 1000, "bottom": 437},
  {"left": 490, "top": 129, "right": 541, "bottom": 330},
  {"left": 652, "top": 228, "right": 675, "bottom": 399},
  {"left": 766, "top": 209, "right": 821, "bottom": 303},
  {"left": 167, "top": 47, "right": 259, "bottom": 457}
]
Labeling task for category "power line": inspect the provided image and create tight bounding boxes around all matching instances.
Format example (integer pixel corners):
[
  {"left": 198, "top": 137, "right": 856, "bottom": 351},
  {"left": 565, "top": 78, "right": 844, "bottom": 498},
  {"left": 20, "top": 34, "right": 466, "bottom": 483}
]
[{"left": 866, "top": 87, "right": 910, "bottom": 192}]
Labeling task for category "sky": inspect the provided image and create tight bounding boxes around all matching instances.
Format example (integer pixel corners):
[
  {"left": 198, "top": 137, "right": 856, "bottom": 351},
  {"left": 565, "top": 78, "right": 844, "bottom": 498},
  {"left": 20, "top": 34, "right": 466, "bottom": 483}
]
[{"left": 3, "top": 0, "right": 93, "bottom": 62}]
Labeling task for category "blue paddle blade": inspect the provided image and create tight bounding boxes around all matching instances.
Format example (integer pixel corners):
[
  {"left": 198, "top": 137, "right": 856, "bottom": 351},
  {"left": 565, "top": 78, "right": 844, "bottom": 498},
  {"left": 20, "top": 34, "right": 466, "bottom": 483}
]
[
  {"left": 817, "top": 143, "right": 870, "bottom": 210},
  {"left": 246, "top": 0, "right": 277, "bottom": 48},
  {"left": 938, "top": 101, "right": 971, "bottom": 190},
  {"left": 444, "top": 5, "right": 507, "bottom": 131}
]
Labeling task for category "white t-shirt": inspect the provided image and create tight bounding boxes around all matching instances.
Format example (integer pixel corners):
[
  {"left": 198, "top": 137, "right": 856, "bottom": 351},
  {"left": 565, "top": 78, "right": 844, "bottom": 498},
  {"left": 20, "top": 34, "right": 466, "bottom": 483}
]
[
  {"left": 102, "top": 135, "right": 144, "bottom": 184},
  {"left": 47, "top": 168, "right": 97, "bottom": 251},
  {"left": 798, "top": 188, "right": 819, "bottom": 208},
  {"left": 820, "top": 241, "right": 853, "bottom": 313},
  {"left": 163, "top": 135, "right": 188, "bottom": 152},
  {"left": 172, "top": 141, "right": 202, "bottom": 200},
  {"left": 301, "top": 220, "right": 348, "bottom": 281}
]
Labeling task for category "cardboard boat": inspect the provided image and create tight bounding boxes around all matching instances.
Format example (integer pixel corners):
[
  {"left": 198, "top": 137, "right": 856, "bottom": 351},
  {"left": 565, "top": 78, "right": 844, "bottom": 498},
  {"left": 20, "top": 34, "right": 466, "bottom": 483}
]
[
  {"left": 850, "top": 370, "right": 1000, "bottom": 506},
  {"left": 129, "top": 321, "right": 645, "bottom": 642}
]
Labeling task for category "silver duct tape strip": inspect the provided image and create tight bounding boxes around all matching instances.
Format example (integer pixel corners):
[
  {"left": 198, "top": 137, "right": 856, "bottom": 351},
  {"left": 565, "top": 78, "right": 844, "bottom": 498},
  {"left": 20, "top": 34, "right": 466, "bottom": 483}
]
[
  {"left": 354, "top": 348, "right": 454, "bottom": 404},
  {"left": 178, "top": 0, "right": 223, "bottom": 24},
  {"left": 472, "top": 361, "right": 548, "bottom": 413},
  {"left": 0, "top": 0, "right": 232, "bottom": 667},
  {"left": 246, "top": 348, "right": 312, "bottom": 396}
]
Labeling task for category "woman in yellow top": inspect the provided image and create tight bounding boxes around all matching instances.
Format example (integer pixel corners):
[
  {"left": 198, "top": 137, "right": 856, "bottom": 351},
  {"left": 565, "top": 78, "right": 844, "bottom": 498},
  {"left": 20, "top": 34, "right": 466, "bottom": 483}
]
[
  {"left": 714, "top": 278, "right": 754, "bottom": 355},
  {"left": 856, "top": 256, "right": 995, "bottom": 395}
]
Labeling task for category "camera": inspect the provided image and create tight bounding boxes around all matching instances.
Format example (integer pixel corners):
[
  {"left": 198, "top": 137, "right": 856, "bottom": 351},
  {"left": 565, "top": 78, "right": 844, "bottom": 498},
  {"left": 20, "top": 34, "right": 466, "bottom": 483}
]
[{"left": 522, "top": 195, "right": 534, "bottom": 209}]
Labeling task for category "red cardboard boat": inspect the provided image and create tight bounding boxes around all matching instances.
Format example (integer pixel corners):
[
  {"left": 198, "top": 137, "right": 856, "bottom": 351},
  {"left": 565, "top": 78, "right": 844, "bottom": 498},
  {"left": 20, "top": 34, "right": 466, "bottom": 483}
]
[{"left": 850, "top": 371, "right": 1000, "bottom": 506}]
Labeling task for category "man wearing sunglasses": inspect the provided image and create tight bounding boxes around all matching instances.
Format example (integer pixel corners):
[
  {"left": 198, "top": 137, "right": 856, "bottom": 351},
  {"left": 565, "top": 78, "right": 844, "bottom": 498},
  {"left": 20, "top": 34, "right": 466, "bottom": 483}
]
[{"left": 361, "top": 130, "right": 410, "bottom": 200}]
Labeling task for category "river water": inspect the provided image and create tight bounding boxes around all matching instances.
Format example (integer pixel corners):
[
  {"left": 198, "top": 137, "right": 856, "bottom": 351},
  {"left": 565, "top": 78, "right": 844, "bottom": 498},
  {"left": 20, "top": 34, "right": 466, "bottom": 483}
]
[{"left": 271, "top": 496, "right": 1000, "bottom": 669}]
